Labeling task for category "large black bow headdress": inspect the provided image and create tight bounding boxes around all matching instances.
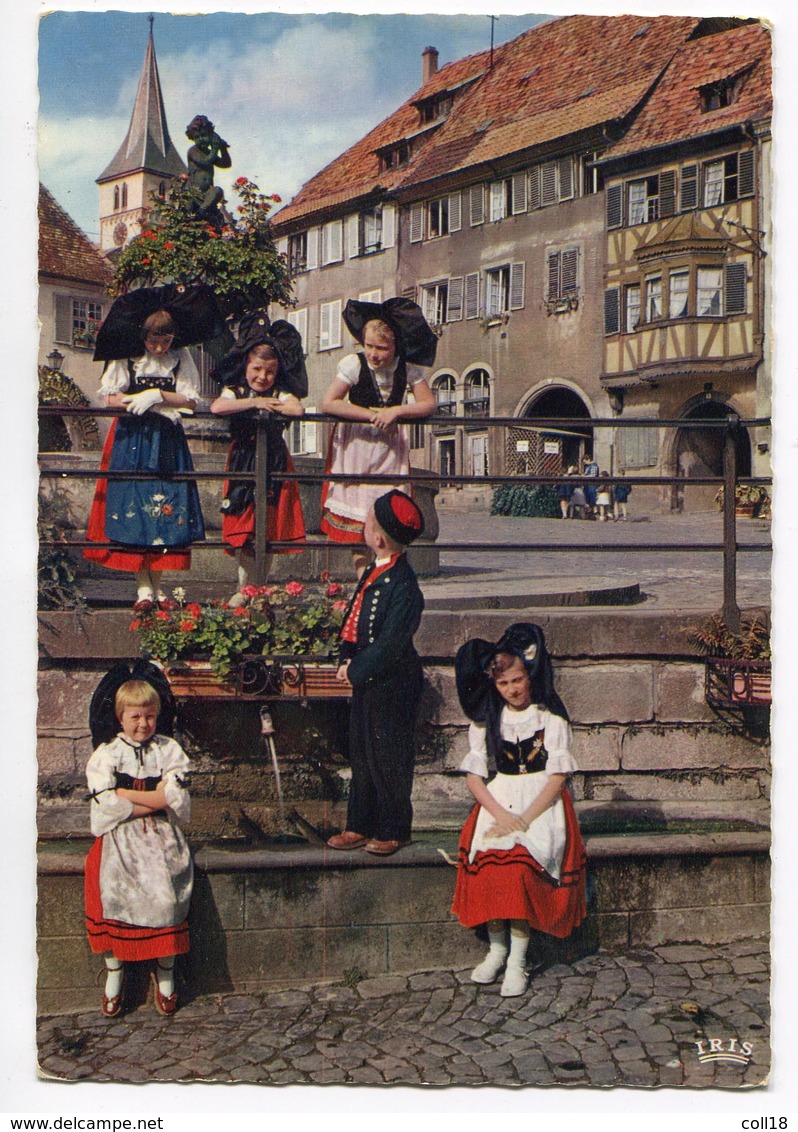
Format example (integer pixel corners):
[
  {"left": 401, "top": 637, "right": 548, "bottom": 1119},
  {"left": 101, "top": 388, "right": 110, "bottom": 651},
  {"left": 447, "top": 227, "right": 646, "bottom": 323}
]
[
  {"left": 342, "top": 296, "right": 438, "bottom": 367},
  {"left": 93, "top": 283, "right": 225, "bottom": 362},
  {"left": 89, "top": 660, "right": 176, "bottom": 747},
  {"left": 455, "top": 622, "right": 568, "bottom": 726},
  {"left": 210, "top": 311, "right": 308, "bottom": 398}
]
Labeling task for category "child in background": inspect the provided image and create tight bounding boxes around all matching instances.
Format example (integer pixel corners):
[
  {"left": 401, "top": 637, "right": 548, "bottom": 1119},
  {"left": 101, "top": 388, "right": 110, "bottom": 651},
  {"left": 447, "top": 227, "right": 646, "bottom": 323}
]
[
  {"left": 84, "top": 663, "right": 192, "bottom": 1017},
  {"left": 210, "top": 313, "right": 307, "bottom": 605},
  {"left": 452, "top": 623, "right": 587, "bottom": 997},
  {"left": 613, "top": 472, "right": 632, "bottom": 521},
  {"left": 84, "top": 284, "right": 223, "bottom": 610},
  {"left": 326, "top": 490, "right": 425, "bottom": 857},
  {"left": 320, "top": 298, "right": 437, "bottom": 577},
  {"left": 595, "top": 472, "right": 613, "bottom": 522}
]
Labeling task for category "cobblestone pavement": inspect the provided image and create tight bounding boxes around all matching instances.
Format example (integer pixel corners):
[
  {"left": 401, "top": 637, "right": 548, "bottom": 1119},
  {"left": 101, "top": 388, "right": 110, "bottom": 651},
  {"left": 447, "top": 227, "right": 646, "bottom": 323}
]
[
  {"left": 434, "top": 510, "right": 771, "bottom": 611},
  {"left": 38, "top": 938, "right": 768, "bottom": 1088}
]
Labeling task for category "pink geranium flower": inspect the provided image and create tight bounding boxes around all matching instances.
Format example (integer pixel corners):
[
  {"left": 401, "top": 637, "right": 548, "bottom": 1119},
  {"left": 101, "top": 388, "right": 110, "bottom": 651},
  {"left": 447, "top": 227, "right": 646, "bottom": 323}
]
[
  {"left": 285, "top": 581, "right": 304, "bottom": 597},
  {"left": 332, "top": 600, "right": 349, "bottom": 612},
  {"left": 326, "top": 582, "right": 343, "bottom": 597}
]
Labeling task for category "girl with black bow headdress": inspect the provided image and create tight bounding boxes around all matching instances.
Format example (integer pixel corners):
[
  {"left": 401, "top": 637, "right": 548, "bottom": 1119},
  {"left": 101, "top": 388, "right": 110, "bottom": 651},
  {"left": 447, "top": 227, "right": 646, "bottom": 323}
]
[
  {"left": 320, "top": 297, "right": 437, "bottom": 577},
  {"left": 84, "top": 284, "right": 224, "bottom": 610},
  {"left": 210, "top": 313, "right": 307, "bottom": 605},
  {"left": 451, "top": 623, "right": 587, "bottom": 997}
]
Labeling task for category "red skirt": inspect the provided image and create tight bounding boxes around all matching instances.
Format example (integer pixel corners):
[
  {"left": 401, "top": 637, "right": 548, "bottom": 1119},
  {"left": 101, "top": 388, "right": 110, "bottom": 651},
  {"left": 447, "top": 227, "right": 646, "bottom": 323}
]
[
  {"left": 222, "top": 452, "right": 305, "bottom": 555},
  {"left": 84, "top": 837, "right": 189, "bottom": 961},
  {"left": 451, "top": 789, "right": 587, "bottom": 937},
  {"left": 84, "top": 420, "right": 192, "bottom": 573}
]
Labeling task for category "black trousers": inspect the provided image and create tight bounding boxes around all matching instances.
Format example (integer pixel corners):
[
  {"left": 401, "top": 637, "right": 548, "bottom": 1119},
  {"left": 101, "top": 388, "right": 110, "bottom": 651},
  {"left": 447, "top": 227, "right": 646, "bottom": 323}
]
[{"left": 345, "top": 662, "right": 423, "bottom": 842}]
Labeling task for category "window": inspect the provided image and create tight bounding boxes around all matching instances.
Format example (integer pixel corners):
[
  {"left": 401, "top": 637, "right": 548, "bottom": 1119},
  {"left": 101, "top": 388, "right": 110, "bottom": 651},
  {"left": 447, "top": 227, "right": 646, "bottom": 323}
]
[
  {"left": 464, "top": 370, "right": 490, "bottom": 417},
  {"left": 358, "top": 289, "right": 382, "bottom": 303},
  {"left": 625, "top": 284, "right": 641, "bottom": 332},
  {"left": 428, "top": 197, "right": 450, "bottom": 238},
  {"left": 422, "top": 281, "right": 448, "bottom": 325},
  {"left": 358, "top": 207, "right": 383, "bottom": 255},
  {"left": 438, "top": 437, "right": 456, "bottom": 479},
  {"left": 696, "top": 268, "right": 723, "bottom": 316},
  {"left": 54, "top": 295, "right": 104, "bottom": 347},
  {"left": 321, "top": 220, "right": 343, "bottom": 265},
  {"left": 158, "top": 181, "right": 166, "bottom": 199},
  {"left": 409, "top": 422, "right": 425, "bottom": 449},
  {"left": 288, "top": 232, "right": 307, "bottom": 273},
  {"left": 628, "top": 176, "right": 660, "bottom": 224},
  {"left": 486, "top": 262, "right": 525, "bottom": 316},
  {"left": 319, "top": 300, "right": 342, "bottom": 350},
  {"left": 285, "top": 307, "right": 308, "bottom": 350},
  {"left": 702, "top": 152, "right": 754, "bottom": 206},
  {"left": 669, "top": 271, "right": 689, "bottom": 319},
  {"left": 645, "top": 275, "right": 662, "bottom": 322},
  {"left": 489, "top": 179, "right": 512, "bottom": 222},
  {"left": 288, "top": 408, "right": 318, "bottom": 455},
  {"left": 433, "top": 374, "right": 456, "bottom": 416},
  {"left": 468, "top": 434, "right": 489, "bottom": 477},
  {"left": 700, "top": 71, "right": 747, "bottom": 112},
  {"left": 113, "top": 186, "right": 120, "bottom": 211},
  {"left": 379, "top": 143, "right": 409, "bottom": 172},
  {"left": 547, "top": 248, "right": 578, "bottom": 302},
  {"left": 529, "top": 156, "right": 575, "bottom": 211},
  {"left": 121, "top": 183, "right": 128, "bottom": 209}
]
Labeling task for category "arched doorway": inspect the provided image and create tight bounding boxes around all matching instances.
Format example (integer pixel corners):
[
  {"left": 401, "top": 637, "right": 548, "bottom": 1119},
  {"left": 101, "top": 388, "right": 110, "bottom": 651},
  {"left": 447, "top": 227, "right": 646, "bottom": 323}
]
[
  {"left": 523, "top": 386, "right": 593, "bottom": 471},
  {"left": 673, "top": 399, "right": 751, "bottom": 510}
]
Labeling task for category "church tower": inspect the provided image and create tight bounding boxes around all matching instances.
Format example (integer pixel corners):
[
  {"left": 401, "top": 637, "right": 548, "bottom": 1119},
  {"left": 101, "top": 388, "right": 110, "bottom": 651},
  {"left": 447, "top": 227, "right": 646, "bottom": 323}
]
[{"left": 96, "top": 17, "right": 187, "bottom": 253}]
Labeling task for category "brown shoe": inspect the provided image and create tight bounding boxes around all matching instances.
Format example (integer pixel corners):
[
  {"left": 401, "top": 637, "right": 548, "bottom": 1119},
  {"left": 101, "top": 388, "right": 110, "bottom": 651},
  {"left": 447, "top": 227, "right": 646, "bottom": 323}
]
[
  {"left": 150, "top": 970, "right": 178, "bottom": 1017},
  {"left": 364, "top": 838, "right": 409, "bottom": 857},
  {"left": 326, "top": 831, "right": 368, "bottom": 850}
]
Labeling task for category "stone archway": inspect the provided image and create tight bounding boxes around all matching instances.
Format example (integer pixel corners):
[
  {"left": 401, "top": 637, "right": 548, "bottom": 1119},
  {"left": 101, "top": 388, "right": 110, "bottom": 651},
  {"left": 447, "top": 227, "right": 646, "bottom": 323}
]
[
  {"left": 670, "top": 397, "right": 751, "bottom": 511},
  {"left": 522, "top": 386, "right": 593, "bottom": 471}
]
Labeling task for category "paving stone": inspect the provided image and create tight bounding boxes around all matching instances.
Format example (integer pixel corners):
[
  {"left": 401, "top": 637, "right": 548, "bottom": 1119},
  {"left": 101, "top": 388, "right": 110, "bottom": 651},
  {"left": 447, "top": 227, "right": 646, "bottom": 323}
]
[{"left": 356, "top": 975, "right": 408, "bottom": 998}]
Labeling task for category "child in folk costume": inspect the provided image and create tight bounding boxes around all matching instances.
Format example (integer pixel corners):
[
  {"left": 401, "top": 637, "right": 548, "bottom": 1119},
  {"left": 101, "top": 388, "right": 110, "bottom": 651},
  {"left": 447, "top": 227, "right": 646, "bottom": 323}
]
[
  {"left": 210, "top": 313, "right": 307, "bottom": 606},
  {"left": 326, "top": 490, "right": 425, "bottom": 857},
  {"left": 452, "top": 624, "right": 587, "bottom": 997},
  {"left": 320, "top": 298, "right": 437, "bottom": 577},
  {"left": 595, "top": 472, "right": 613, "bottom": 522},
  {"left": 84, "top": 662, "right": 192, "bottom": 1017},
  {"left": 84, "top": 284, "right": 224, "bottom": 610}
]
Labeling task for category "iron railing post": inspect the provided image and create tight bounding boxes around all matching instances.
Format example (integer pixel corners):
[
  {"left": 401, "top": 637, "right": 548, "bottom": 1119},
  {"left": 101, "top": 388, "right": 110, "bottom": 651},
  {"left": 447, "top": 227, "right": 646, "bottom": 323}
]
[
  {"left": 254, "top": 412, "right": 270, "bottom": 585},
  {"left": 722, "top": 417, "right": 741, "bottom": 632}
]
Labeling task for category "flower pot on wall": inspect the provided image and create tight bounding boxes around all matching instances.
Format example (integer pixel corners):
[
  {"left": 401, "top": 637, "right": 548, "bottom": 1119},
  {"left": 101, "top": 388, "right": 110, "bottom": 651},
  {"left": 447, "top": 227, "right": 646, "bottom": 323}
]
[
  {"left": 164, "top": 657, "right": 350, "bottom": 700},
  {"left": 705, "top": 658, "right": 772, "bottom": 708}
]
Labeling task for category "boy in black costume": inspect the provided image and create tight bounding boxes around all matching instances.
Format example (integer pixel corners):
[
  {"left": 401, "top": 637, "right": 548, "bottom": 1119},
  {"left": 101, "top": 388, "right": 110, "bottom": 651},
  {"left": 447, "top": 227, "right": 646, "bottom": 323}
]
[{"left": 327, "top": 490, "right": 425, "bottom": 856}]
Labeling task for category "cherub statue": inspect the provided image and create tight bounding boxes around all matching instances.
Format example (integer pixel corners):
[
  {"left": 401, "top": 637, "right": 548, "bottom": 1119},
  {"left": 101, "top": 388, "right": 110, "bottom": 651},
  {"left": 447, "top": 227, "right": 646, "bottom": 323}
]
[{"left": 185, "top": 115, "right": 232, "bottom": 228}]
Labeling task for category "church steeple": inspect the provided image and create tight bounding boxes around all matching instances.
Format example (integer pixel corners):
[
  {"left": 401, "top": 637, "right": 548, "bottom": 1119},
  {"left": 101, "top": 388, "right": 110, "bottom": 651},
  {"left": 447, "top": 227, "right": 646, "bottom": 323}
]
[{"left": 96, "top": 20, "right": 187, "bottom": 253}]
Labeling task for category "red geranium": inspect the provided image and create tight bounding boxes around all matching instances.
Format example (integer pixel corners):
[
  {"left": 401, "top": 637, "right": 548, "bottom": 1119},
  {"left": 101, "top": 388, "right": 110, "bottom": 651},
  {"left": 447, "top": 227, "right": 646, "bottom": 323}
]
[
  {"left": 180, "top": 620, "right": 196, "bottom": 632},
  {"left": 233, "top": 606, "right": 249, "bottom": 618},
  {"left": 326, "top": 582, "right": 343, "bottom": 597},
  {"left": 156, "top": 610, "right": 170, "bottom": 621},
  {"left": 285, "top": 581, "right": 304, "bottom": 597},
  {"left": 332, "top": 600, "right": 349, "bottom": 612},
  {"left": 235, "top": 176, "right": 248, "bottom": 186}
]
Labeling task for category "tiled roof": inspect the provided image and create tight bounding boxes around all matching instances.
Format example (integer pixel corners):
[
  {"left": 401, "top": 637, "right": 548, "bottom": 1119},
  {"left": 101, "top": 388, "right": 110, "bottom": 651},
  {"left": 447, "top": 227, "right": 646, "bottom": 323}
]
[
  {"left": 274, "top": 14, "right": 703, "bottom": 228},
  {"left": 97, "top": 31, "right": 186, "bottom": 183},
  {"left": 599, "top": 22, "right": 771, "bottom": 162},
  {"left": 39, "top": 185, "right": 113, "bottom": 285}
]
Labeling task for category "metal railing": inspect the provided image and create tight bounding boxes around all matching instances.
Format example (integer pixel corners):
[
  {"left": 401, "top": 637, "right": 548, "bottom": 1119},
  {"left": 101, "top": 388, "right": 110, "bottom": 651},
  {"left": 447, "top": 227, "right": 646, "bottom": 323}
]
[{"left": 38, "top": 407, "right": 772, "bottom": 630}]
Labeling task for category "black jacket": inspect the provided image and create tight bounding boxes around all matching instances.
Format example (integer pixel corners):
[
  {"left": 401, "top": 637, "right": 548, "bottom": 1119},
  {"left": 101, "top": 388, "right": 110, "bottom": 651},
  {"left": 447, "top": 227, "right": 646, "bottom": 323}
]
[{"left": 338, "top": 553, "right": 424, "bottom": 688}]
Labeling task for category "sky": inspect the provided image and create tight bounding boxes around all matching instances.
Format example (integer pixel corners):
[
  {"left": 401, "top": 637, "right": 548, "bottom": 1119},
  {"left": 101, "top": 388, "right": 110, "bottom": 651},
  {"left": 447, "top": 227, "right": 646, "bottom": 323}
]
[{"left": 38, "top": 10, "right": 550, "bottom": 242}]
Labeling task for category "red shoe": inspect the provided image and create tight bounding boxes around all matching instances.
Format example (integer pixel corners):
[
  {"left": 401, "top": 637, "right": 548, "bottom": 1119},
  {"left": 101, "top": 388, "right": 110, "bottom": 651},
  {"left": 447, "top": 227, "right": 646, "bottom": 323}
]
[
  {"left": 326, "top": 831, "right": 368, "bottom": 850},
  {"left": 364, "top": 838, "right": 409, "bottom": 857},
  {"left": 98, "top": 966, "right": 124, "bottom": 1018},
  {"left": 150, "top": 970, "right": 178, "bottom": 1016}
]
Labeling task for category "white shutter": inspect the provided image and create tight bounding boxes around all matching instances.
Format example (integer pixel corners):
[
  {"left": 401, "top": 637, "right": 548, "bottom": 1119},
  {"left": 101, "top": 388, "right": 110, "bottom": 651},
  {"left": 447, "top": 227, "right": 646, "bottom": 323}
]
[
  {"left": 511, "top": 173, "right": 528, "bottom": 214},
  {"left": 347, "top": 214, "right": 360, "bottom": 258},
  {"left": 358, "top": 289, "right": 382, "bottom": 303},
  {"left": 465, "top": 272, "right": 480, "bottom": 319},
  {"left": 448, "top": 192, "right": 462, "bottom": 232},
  {"left": 469, "top": 184, "right": 484, "bottom": 226},
  {"left": 320, "top": 301, "right": 341, "bottom": 350},
  {"left": 303, "top": 407, "right": 318, "bottom": 454},
  {"left": 329, "top": 299, "right": 341, "bottom": 347},
  {"left": 541, "top": 162, "right": 557, "bottom": 206},
  {"left": 410, "top": 203, "right": 424, "bottom": 243},
  {"left": 319, "top": 303, "right": 331, "bottom": 351},
  {"left": 276, "top": 236, "right": 288, "bottom": 257},
  {"left": 509, "top": 262, "right": 525, "bottom": 310},
  {"left": 382, "top": 203, "right": 396, "bottom": 248},
  {"left": 448, "top": 277, "right": 464, "bottom": 322},
  {"left": 306, "top": 227, "right": 319, "bottom": 270},
  {"left": 287, "top": 307, "right": 308, "bottom": 347},
  {"left": 322, "top": 220, "right": 343, "bottom": 264},
  {"left": 54, "top": 294, "right": 73, "bottom": 344},
  {"left": 489, "top": 181, "right": 505, "bottom": 222},
  {"left": 421, "top": 287, "right": 436, "bottom": 323},
  {"left": 529, "top": 166, "right": 541, "bottom": 211}
]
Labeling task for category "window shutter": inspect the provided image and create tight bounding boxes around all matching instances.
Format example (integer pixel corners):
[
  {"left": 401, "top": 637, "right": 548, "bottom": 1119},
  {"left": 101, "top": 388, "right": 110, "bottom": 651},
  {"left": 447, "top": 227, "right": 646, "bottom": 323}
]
[
  {"left": 604, "top": 288, "right": 620, "bottom": 335},
  {"left": 382, "top": 204, "right": 396, "bottom": 249},
  {"left": 54, "top": 294, "right": 72, "bottom": 344},
  {"left": 465, "top": 272, "right": 480, "bottom": 318},
  {"left": 306, "top": 227, "right": 319, "bottom": 270},
  {"left": 448, "top": 276, "right": 464, "bottom": 322},
  {"left": 547, "top": 251, "right": 561, "bottom": 300},
  {"left": 287, "top": 307, "right": 308, "bottom": 346},
  {"left": 529, "top": 166, "right": 541, "bottom": 211},
  {"left": 323, "top": 220, "right": 343, "bottom": 264},
  {"left": 558, "top": 156, "right": 574, "bottom": 201},
  {"left": 680, "top": 164, "right": 698, "bottom": 211},
  {"left": 561, "top": 248, "right": 578, "bottom": 294},
  {"left": 606, "top": 184, "right": 622, "bottom": 229},
  {"left": 511, "top": 172, "right": 528, "bottom": 215},
  {"left": 541, "top": 162, "right": 557, "bottom": 207},
  {"left": 448, "top": 193, "right": 462, "bottom": 232},
  {"left": 738, "top": 149, "right": 755, "bottom": 198},
  {"left": 410, "top": 203, "right": 424, "bottom": 243},
  {"left": 347, "top": 214, "right": 360, "bottom": 258},
  {"left": 659, "top": 170, "right": 677, "bottom": 217},
  {"left": 509, "top": 262, "right": 525, "bottom": 310},
  {"left": 469, "top": 184, "right": 484, "bottom": 226},
  {"left": 489, "top": 181, "right": 505, "bottom": 222},
  {"left": 725, "top": 263, "right": 747, "bottom": 314},
  {"left": 276, "top": 236, "right": 288, "bottom": 257},
  {"left": 319, "top": 303, "right": 331, "bottom": 350},
  {"left": 303, "top": 408, "right": 317, "bottom": 454},
  {"left": 329, "top": 299, "right": 341, "bottom": 348}
]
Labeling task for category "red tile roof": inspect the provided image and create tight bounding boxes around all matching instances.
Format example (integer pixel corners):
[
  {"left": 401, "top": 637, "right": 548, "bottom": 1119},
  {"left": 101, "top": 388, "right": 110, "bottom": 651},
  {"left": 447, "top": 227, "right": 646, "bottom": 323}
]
[
  {"left": 275, "top": 14, "right": 706, "bottom": 228},
  {"left": 600, "top": 22, "right": 771, "bottom": 161},
  {"left": 39, "top": 185, "right": 113, "bottom": 286}
]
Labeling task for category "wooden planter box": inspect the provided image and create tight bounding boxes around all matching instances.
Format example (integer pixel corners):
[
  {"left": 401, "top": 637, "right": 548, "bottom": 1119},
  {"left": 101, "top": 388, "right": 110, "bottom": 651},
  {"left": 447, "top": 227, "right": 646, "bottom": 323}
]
[
  {"left": 705, "top": 658, "right": 772, "bottom": 707},
  {"left": 164, "top": 657, "right": 350, "bottom": 700}
]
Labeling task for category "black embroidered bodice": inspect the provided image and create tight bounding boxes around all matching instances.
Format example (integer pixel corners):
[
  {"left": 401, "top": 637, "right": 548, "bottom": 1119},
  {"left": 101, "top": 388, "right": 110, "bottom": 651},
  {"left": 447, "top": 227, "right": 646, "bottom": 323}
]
[
  {"left": 126, "top": 357, "right": 180, "bottom": 394},
  {"left": 495, "top": 729, "right": 548, "bottom": 775},
  {"left": 347, "top": 355, "right": 408, "bottom": 409}
]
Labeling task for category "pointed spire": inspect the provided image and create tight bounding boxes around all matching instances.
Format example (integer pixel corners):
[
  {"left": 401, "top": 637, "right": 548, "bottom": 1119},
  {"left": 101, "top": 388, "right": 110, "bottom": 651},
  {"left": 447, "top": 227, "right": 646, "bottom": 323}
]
[{"left": 97, "top": 21, "right": 187, "bottom": 183}]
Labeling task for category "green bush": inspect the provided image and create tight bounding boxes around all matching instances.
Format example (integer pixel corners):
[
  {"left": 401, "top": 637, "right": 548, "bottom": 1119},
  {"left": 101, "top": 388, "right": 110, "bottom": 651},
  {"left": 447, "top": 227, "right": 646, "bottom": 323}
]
[{"left": 490, "top": 483, "right": 560, "bottom": 518}]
